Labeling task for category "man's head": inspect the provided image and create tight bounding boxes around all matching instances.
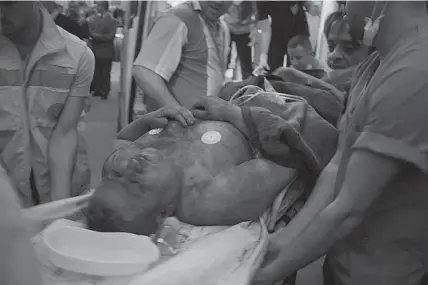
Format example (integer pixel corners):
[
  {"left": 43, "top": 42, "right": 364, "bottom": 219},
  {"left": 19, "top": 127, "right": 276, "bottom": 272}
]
[
  {"left": 324, "top": 10, "right": 371, "bottom": 69},
  {"left": 0, "top": 1, "right": 39, "bottom": 36},
  {"left": 345, "top": 1, "right": 391, "bottom": 46},
  {"left": 199, "top": 1, "right": 232, "bottom": 21},
  {"left": 96, "top": 1, "right": 109, "bottom": 14},
  {"left": 86, "top": 146, "right": 182, "bottom": 236},
  {"left": 287, "top": 35, "right": 315, "bottom": 70}
]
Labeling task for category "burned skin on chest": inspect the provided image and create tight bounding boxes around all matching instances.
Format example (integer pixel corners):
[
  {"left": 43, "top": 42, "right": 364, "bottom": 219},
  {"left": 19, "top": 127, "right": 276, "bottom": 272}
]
[{"left": 87, "top": 120, "right": 253, "bottom": 235}]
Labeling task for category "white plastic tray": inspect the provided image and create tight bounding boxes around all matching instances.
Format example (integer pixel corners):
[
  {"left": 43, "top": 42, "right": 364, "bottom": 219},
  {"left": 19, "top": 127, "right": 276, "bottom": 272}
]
[{"left": 43, "top": 225, "right": 160, "bottom": 277}]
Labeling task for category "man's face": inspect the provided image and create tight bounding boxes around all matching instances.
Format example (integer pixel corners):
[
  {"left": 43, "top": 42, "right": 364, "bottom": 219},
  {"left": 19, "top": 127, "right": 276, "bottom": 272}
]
[
  {"left": 200, "top": 1, "right": 232, "bottom": 21},
  {"left": 326, "top": 18, "right": 369, "bottom": 69},
  {"left": 288, "top": 45, "right": 312, "bottom": 70},
  {"left": 0, "top": 1, "right": 36, "bottom": 36},
  {"left": 96, "top": 3, "right": 105, "bottom": 14},
  {"left": 327, "top": 41, "right": 369, "bottom": 69},
  {"left": 345, "top": 1, "right": 375, "bottom": 44}
]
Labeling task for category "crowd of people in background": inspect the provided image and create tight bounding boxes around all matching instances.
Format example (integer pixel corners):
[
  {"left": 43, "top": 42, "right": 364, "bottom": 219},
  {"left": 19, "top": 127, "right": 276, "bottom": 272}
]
[{"left": 43, "top": 1, "right": 123, "bottom": 100}]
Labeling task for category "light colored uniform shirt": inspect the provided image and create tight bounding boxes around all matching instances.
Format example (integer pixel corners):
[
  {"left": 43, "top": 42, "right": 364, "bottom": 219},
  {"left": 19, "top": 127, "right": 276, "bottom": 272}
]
[
  {"left": 326, "top": 22, "right": 428, "bottom": 285},
  {"left": 0, "top": 5, "right": 94, "bottom": 207},
  {"left": 134, "top": 1, "right": 230, "bottom": 110}
]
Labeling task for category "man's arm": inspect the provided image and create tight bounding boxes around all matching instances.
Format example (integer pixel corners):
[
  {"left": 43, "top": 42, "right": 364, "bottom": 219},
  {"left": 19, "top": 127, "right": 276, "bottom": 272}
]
[
  {"left": 253, "top": 1, "right": 271, "bottom": 66},
  {"left": 117, "top": 106, "right": 194, "bottom": 141},
  {"left": 132, "top": 66, "right": 180, "bottom": 108},
  {"left": 261, "top": 66, "right": 428, "bottom": 282},
  {"left": 48, "top": 48, "right": 95, "bottom": 201},
  {"left": 271, "top": 157, "right": 338, "bottom": 242},
  {"left": 263, "top": 150, "right": 402, "bottom": 282},
  {"left": 0, "top": 166, "right": 43, "bottom": 285},
  {"left": 273, "top": 67, "right": 344, "bottom": 102},
  {"left": 133, "top": 14, "right": 187, "bottom": 108}
]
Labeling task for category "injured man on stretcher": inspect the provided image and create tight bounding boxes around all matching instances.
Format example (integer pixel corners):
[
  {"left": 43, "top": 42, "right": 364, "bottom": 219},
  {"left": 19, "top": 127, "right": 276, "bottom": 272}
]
[{"left": 85, "top": 75, "right": 339, "bottom": 237}]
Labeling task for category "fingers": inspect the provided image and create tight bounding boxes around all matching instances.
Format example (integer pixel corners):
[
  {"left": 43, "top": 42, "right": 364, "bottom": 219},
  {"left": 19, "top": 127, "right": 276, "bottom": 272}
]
[
  {"left": 149, "top": 117, "right": 168, "bottom": 129},
  {"left": 169, "top": 109, "right": 188, "bottom": 126},
  {"left": 178, "top": 107, "right": 196, "bottom": 126},
  {"left": 160, "top": 106, "right": 195, "bottom": 127},
  {"left": 191, "top": 109, "right": 209, "bottom": 120}
]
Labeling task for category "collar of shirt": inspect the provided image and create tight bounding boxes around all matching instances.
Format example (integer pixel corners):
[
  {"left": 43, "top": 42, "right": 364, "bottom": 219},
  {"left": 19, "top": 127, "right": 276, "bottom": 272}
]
[
  {"left": 191, "top": 1, "right": 220, "bottom": 31},
  {"left": 0, "top": 3, "right": 67, "bottom": 66}
]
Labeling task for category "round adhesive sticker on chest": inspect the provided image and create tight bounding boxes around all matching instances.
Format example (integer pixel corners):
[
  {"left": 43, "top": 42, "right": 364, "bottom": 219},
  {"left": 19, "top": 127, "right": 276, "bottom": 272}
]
[
  {"left": 201, "top": 131, "right": 222, "bottom": 145},
  {"left": 148, "top": 128, "right": 163, "bottom": 135}
]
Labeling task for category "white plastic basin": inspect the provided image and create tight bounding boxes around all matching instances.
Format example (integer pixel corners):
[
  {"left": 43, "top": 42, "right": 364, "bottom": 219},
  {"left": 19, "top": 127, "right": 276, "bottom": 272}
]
[{"left": 43, "top": 226, "right": 160, "bottom": 276}]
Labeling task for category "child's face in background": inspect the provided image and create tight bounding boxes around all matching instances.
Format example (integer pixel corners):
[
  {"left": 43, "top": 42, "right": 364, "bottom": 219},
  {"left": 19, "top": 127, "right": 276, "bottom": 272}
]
[{"left": 288, "top": 45, "right": 314, "bottom": 70}]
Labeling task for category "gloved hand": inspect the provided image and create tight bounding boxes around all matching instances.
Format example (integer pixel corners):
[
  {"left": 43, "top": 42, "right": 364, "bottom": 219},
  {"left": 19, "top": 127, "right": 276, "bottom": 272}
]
[
  {"left": 146, "top": 106, "right": 195, "bottom": 129},
  {"left": 253, "top": 53, "right": 270, "bottom": 76},
  {"left": 191, "top": 96, "right": 240, "bottom": 122}
]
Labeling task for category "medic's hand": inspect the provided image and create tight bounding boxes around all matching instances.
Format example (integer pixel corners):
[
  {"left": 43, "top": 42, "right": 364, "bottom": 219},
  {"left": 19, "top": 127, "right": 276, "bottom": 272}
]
[
  {"left": 146, "top": 106, "right": 195, "bottom": 129},
  {"left": 251, "top": 236, "right": 286, "bottom": 285},
  {"left": 253, "top": 54, "right": 270, "bottom": 76},
  {"left": 191, "top": 96, "right": 239, "bottom": 122}
]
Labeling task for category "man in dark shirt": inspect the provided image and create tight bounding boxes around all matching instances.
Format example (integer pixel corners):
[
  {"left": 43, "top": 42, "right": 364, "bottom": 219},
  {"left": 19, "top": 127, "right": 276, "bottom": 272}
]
[
  {"left": 89, "top": 1, "right": 117, "bottom": 100},
  {"left": 254, "top": 1, "right": 320, "bottom": 74},
  {"left": 43, "top": 1, "right": 84, "bottom": 40}
]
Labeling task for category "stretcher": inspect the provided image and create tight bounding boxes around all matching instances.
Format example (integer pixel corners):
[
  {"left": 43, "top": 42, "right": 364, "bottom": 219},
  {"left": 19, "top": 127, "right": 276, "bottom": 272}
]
[
  {"left": 25, "top": 167, "right": 305, "bottom": 285},
  {"left": 26, "top": 86, "right": 320, "bottom": 285},
  {"left": 27, "top": 86, "right": 325, "bottom": 285}
]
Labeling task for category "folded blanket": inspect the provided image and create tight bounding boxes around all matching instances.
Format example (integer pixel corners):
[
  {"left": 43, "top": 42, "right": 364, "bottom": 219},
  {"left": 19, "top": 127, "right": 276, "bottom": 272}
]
[
  {"left": 219, "top": 75, "right": 343, "bottom": 126},
  {"left": 240, "top": 99, "right": 338, "bottom": 175},
  {"left": 219, "top": 76, "right": 338, "bottom": 175}
]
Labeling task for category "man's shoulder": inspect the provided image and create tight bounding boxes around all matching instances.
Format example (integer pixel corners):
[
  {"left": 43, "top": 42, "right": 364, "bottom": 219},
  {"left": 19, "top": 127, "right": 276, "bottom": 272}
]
[
  {"left": 57, "top": 27, "right": 93, "bottom": 63},
  {"left": 367, "top": 33, "right": 428, "bottom": 110},
  {"left": 168, "top": 3, "right": 199, "bottom": 25},
  {"left": 393, "top": 30, "right": 428, "bottom": 71},
  {"left": 58, "top": 27, "right": 84, "bottom": 47}
]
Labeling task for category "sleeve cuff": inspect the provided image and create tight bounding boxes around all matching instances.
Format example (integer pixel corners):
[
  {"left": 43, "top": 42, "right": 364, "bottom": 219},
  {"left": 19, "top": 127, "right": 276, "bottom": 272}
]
[
  {"left": 133, "top": 62, "right": 172, "bottom": 81},
  {"left": 352, "top": 131, "right": 428, "bottom": 173}
]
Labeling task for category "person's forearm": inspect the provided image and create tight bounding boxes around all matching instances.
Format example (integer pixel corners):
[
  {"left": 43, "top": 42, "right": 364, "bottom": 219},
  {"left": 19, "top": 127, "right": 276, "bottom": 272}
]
[
  {"left": 48, "top": 129, "right": 78, "bottom": 201},
  {"left": 290, "top": 68, "right": 344, "bottom": 102},
  {"left": 133, "top": 66, "right": 181, "bottom": 108},
  {"left": 1, "top": 226, "right": 43, "bottom": 285},
  {"left": 271, "top": 162, "right": 338, "bottom": 243},
  {"left": 91, "top": 32, "right": 115, "bottom": 42},
  {"left": 0, "top": 167, "right": 43, "bottom": 285},
  {"left": 268, "top": 197, "right": 362, "bottom": 282},
  {"left": 257, "top": 19, "right": 271, "bottom": 57},
  {"left": 117, "top": 115, "right": 153, "bottom": 141}
]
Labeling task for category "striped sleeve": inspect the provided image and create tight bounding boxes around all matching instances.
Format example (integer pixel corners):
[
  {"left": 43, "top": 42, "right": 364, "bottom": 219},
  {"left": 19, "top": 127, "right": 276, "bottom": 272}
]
[
  {"left": 69, "top": 46, "right": 95, "bottom": 97},
  {"left": 134, "top": 14, "right": 188, "bottom": 81}
]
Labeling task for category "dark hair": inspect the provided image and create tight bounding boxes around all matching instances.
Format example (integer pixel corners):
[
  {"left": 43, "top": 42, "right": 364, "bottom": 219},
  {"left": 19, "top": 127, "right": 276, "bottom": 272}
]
[
  {"left": 239, "top": 1, "right": 255, "bottom": 21},
  {"left": 98, "top": 1, "right": 109, "bottom": 11},
  {"left": 323, "top": 11, "right": 345, "bottom": 38},
  {"left": 287, "top": 35, "right": 313, "bottom": 51},
  {"left": 113, "top": 8, "right": 124, "bottom": 19}
]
